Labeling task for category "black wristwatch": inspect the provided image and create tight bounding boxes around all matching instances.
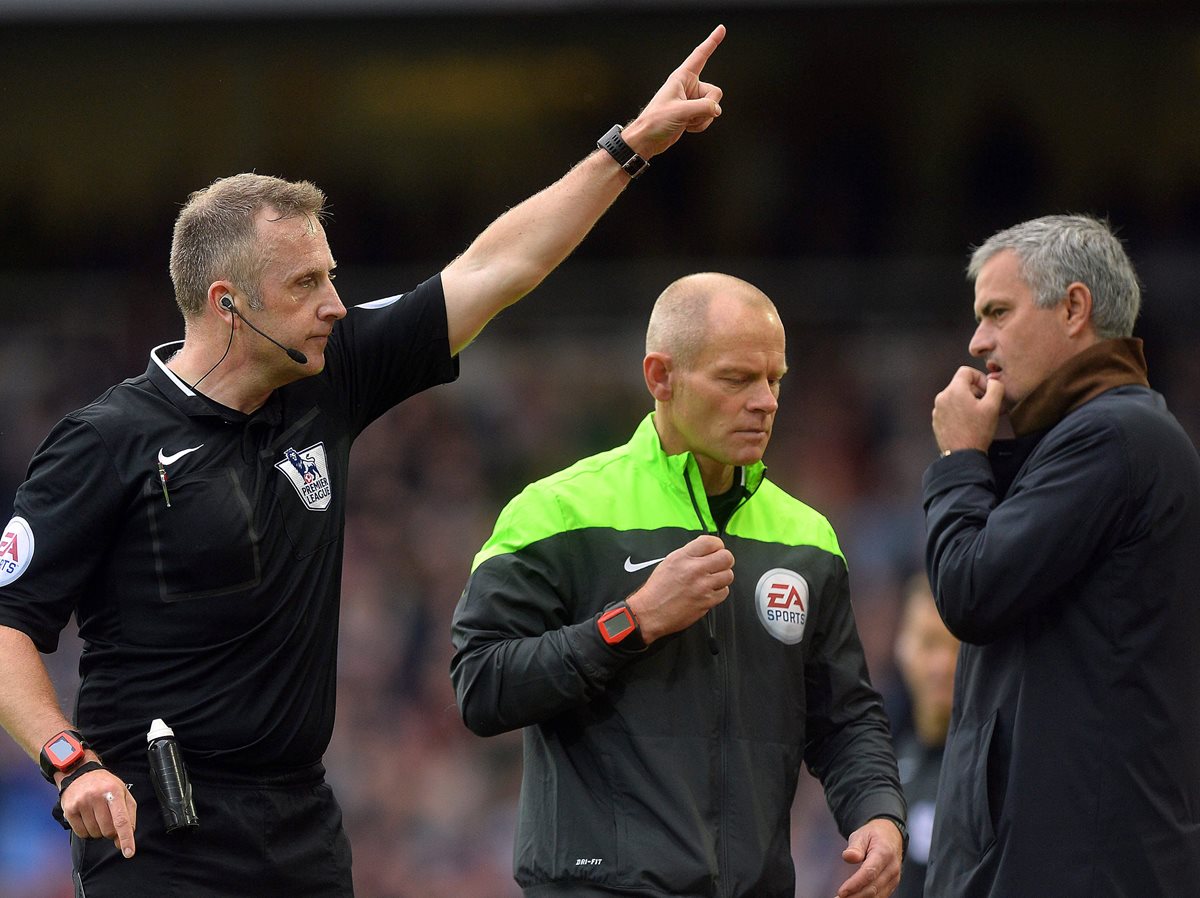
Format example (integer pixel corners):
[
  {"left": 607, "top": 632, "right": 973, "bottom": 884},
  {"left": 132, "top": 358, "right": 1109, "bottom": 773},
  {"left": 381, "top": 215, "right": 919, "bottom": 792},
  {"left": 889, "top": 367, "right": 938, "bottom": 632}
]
[
  {"left": 597, "top": 125, "right": 650, "bottom": 179},
  {"left": 39, "top": 729, "right": 89, "bottom": 784}
]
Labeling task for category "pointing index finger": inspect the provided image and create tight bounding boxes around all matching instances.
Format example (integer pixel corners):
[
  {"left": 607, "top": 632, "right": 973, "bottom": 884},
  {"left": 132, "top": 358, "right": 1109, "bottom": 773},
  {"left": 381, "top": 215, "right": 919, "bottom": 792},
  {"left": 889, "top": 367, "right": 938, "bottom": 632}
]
[
  {"left": 110, "top": 789, "right": 137, "bottom": 858},
  {"left": 680, "top": 24, "right": 726, "bottom": 77}
]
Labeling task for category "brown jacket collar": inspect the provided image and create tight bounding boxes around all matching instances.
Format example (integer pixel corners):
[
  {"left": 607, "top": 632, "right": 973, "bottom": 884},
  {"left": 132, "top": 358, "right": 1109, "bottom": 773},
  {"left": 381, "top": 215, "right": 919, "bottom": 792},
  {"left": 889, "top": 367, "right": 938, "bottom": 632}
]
[{"left": 1009, "top": 338, "right": 1149, "bottom": 437}]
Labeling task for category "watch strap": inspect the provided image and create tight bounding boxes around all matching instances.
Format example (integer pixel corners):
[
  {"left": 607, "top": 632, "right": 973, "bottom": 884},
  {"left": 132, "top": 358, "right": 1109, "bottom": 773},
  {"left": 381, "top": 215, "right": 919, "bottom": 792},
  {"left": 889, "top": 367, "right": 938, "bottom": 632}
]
[
  {"left": 597, "top": 124, "right": 650, "bottom": 179},
  {"left": 874, "top": 813, "right": 909, "bottom": 860},
  {"left": 57, "top": 760, "right": 106, "bottom": 795},
  {"left": 50, "top": 761, "right": 107, "bottom": 832}
]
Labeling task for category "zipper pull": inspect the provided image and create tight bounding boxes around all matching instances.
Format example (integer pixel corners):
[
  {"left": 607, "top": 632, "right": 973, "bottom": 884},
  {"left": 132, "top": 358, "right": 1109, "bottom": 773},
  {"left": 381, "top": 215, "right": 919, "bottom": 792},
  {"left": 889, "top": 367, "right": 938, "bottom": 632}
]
[{"left": 157, "top": 461, "right": 172, "bottom": 508}]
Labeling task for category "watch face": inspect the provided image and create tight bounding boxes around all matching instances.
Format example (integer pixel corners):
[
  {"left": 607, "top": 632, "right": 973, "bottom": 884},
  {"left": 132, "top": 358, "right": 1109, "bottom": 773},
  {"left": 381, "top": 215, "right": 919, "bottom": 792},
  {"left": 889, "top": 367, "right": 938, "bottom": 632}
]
[
  {"left": 45, "top": 733, "right": 84, "bottom": 769},
  {"left": 600, "top": 610, "right": 632, "bottom": 640},
  {"left": 48, "top": 736, "right": 78, "bottom": 764},
  {"left": 599, "top": 606, "right": 636, "bottom": 643}
]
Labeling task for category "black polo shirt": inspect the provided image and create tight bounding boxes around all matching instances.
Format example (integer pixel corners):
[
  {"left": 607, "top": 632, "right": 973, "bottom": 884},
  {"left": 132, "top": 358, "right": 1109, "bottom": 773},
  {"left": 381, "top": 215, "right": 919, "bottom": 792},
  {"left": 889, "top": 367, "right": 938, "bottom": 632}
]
[{"left": 0, "top": 275, "right": 457, "bottom": 773}]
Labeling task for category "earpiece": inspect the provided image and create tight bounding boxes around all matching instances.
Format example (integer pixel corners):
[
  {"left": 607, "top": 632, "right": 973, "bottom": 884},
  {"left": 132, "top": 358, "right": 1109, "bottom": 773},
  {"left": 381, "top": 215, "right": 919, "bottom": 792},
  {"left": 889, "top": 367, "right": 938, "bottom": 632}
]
[{"left": 218, "top": 293, "right": 308, "bottom": 365}]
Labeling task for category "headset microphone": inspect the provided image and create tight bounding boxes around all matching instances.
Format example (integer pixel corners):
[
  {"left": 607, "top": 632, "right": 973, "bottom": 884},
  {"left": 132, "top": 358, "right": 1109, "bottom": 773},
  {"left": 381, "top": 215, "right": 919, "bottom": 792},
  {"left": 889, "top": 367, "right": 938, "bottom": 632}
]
[{"left": 220, "top": 295, "right": 308, "bottom": 365}]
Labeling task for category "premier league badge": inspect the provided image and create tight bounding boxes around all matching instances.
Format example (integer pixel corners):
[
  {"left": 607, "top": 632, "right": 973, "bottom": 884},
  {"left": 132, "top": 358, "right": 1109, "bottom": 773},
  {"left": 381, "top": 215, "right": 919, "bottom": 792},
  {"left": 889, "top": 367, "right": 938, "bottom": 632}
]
[{"left": 275, "top": 443, "right": 332, "bottom": 511}]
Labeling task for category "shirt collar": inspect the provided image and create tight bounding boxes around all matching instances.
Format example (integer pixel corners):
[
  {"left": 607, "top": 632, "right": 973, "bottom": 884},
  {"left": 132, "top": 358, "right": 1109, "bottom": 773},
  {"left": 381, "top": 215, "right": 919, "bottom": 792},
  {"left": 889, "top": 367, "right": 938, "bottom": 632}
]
[
  {"left": 633, "top": 413, "right": 767, "bottom": 496},
  {"left": 146, "top": 341, "right": 281, "bottom": 425}
]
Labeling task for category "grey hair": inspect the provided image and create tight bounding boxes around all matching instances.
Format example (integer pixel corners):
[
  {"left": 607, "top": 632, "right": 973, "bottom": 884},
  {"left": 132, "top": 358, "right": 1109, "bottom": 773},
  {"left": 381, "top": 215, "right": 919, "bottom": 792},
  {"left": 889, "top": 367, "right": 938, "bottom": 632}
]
[
  {"left": 169, "top": 173, "right": 327, "bottom": 317},
  {"left": 967, "top": 214, "right": 1141, "bottom": 339}
]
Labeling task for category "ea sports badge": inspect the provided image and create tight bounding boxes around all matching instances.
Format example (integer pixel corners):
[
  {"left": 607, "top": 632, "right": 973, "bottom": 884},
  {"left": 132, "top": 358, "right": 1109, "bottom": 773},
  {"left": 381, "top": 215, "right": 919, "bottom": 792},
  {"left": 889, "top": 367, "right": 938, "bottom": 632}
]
[
  {"left": 0, "top": 516, "right": 34, "bottom": 587},
  {"left": 755, "top": 567, "right": 809, "bottom": 644}
]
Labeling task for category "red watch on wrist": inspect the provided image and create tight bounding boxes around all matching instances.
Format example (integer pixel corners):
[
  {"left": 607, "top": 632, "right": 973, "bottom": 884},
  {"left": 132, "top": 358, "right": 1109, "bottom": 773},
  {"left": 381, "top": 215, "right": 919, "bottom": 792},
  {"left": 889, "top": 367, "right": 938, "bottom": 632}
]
[
  {"left": 597, "top": 602, "right": 641, "bottom": 645},
  {"left": 39, "top": 729, "right": 88, "bottom": 783}
]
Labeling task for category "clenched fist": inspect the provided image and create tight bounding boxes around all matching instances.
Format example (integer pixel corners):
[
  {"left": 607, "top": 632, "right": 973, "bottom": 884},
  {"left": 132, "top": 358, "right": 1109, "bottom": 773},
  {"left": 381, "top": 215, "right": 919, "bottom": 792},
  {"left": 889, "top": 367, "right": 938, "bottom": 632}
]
[{"left": 626, "top": 534, "right": 734, "bottom": 644}]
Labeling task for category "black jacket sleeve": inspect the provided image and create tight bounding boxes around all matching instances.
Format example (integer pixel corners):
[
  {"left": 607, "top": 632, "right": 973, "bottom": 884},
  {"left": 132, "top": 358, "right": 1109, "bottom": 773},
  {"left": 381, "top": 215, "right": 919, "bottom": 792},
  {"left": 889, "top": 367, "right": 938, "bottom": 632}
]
[
  {"left": 802, "top": 558, "right": 907, "bottom": 836},
  {"left": 450, "top": 531, "right": 645, "bottom": 738},
  {"left": 923, "top": 411, "right": 1131, "bottom": 644}
]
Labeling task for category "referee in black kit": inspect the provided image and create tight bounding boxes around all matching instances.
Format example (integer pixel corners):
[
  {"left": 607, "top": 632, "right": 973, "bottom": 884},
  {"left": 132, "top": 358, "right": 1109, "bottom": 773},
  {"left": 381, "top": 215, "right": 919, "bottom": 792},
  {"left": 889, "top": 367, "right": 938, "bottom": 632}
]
[{"left": 0, "top": 26, "right": 725, "bottom": 897}]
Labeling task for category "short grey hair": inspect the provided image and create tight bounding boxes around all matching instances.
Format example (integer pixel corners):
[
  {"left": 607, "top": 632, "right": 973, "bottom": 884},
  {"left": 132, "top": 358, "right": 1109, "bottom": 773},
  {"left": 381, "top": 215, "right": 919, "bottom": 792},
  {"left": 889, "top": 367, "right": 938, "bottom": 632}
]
[
  {"left": 967, "top": 214, "right": 1141, "bottom": 339},
  {"left": 169, "top": 173, "right": 327, "bottom": 317}
]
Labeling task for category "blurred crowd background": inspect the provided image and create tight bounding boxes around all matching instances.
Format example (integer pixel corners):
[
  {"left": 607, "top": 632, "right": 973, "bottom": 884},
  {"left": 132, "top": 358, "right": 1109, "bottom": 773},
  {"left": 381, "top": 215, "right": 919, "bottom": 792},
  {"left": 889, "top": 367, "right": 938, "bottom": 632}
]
[{"left": 2, "top": 1, "right": 1199, "bottom": 896}]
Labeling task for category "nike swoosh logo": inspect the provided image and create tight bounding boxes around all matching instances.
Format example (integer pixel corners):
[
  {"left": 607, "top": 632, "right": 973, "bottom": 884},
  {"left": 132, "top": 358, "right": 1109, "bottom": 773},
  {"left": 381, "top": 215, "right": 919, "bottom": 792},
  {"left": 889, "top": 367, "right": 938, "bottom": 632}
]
[
  {"left": 157, "top": 444, "right": 205, "bottom": 466},
  {"left": 624, "top": 555, "right": 667, "bottom": 573}
]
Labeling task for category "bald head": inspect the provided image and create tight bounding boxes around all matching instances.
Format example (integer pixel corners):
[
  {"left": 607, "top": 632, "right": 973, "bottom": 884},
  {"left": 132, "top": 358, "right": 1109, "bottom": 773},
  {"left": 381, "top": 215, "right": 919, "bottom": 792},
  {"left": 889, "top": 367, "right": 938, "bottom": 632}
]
[{"left": 646, "top": 273, "right": 780, "bottom": 370}]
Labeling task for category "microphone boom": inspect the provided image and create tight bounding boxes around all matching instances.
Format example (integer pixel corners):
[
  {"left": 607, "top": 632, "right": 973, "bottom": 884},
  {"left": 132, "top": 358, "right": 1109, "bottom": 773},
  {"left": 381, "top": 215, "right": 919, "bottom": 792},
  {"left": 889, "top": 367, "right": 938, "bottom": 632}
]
[{"left": 223, "top": 297, "right": 309, "bottom": 365}]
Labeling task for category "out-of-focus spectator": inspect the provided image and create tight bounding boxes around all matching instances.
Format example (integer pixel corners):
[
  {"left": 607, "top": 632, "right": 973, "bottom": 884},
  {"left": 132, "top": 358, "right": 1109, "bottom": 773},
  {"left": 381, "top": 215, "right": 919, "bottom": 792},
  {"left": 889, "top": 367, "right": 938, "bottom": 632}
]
[{"left": 891, "top": 573, "right": 958, "bottom": 898}]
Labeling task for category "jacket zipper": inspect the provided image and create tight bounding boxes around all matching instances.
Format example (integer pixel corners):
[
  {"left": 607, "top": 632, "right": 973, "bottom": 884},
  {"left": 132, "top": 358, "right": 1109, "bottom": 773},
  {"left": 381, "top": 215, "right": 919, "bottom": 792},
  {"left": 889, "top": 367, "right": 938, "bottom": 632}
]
[
  {"left": 681, "top": 470, "right": 720, "bottom": 654},
  {"left": 682, "top": 463, "right": 753, "bottom": 898}
]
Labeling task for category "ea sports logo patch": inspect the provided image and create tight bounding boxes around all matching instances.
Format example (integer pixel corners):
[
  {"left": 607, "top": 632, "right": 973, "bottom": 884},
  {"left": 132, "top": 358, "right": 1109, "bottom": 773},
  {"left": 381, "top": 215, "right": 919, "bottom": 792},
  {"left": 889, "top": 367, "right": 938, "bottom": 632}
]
[
  {"left": 0, "top": 516, "right": 34, "bottom": 587},
  {"left": 275, "top": 443, "right": 332, "bottom": 511},
  {"left": 755, "top": 567, "right": 809, "bottom": 644}
]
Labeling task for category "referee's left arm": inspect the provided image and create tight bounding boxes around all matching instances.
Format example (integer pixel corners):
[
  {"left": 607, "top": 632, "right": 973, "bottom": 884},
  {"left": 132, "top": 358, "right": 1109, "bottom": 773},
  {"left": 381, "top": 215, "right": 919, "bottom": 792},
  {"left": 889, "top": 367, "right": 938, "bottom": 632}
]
[{"left": 0, "top": 624, "right": 138, "bottom": 858}]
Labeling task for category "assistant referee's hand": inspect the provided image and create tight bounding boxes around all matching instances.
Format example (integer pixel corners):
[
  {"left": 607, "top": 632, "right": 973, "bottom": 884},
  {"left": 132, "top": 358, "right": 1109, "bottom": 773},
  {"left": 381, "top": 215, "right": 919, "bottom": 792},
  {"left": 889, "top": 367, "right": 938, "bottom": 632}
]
[
  {"left": 626, "top": 534, "right": 733, "bottom": 644},
  {"left": 58, "top": 765, "right": 138, "bottom": 858}
]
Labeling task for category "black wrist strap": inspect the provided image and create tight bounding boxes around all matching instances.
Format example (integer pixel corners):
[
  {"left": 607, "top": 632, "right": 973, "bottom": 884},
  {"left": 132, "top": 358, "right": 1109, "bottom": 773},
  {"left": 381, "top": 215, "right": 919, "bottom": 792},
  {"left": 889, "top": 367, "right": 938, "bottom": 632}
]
[
  {"left": 873, "top": 813, "right": 909, "bottom": 860},
  {"left": 51, "top": 760, "right": 107, "bottom": 830},
  {"left": 57, "top": 760, "right": 106, "bottom": 795},
  {"left": 597, "top": 124, "right": 649, "bottom": 179}
]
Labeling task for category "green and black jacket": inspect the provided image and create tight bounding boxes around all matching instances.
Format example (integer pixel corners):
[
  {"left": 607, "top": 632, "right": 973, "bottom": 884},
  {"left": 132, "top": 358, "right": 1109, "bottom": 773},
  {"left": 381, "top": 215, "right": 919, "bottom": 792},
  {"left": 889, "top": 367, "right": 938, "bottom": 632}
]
[{"left": 451, "top": 414, "right": 903, "bottom": 897}]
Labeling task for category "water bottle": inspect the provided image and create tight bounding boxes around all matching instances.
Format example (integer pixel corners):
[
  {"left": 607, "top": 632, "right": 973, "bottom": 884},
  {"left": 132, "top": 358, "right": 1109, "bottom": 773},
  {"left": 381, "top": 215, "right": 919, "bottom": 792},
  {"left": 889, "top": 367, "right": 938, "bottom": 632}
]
[{"left": 146, "top": 718, "right": 199, "bottom": 833}]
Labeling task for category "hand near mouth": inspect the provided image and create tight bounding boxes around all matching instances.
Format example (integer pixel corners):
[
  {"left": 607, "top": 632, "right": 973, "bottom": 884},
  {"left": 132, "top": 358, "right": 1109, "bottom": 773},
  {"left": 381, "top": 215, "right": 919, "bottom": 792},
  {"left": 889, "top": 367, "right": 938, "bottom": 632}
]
[{"left": 932, "top": 365, "right": 1006, "bottom": 455}]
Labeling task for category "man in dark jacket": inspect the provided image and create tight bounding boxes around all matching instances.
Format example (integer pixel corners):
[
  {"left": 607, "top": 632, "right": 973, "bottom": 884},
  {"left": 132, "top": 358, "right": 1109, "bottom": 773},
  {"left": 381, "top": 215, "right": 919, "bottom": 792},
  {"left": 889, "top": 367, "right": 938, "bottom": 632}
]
[
  {"left": 452, "top": 273, "right": 906, "bottom": 898},
  {"left": 923, "top": 214, "right": 1200, "bottom": 896}
]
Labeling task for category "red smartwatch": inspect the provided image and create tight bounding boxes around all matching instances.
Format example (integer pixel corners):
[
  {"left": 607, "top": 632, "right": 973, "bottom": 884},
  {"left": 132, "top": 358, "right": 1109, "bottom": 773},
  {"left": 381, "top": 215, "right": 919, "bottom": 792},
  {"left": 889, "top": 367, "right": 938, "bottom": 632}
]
[
  {"left": 39, "top": 729, "right": 88, "bottom": 783},
  {"left": 598, "top": 602, "right": 641, "bottom": 645}
]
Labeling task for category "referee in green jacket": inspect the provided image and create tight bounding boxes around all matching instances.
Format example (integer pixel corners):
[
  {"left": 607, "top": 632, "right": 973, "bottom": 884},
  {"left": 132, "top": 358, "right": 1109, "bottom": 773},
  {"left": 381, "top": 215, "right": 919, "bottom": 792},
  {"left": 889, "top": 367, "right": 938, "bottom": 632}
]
[{"left": 451, "top": 272, "right": 906, "bottom": 898}]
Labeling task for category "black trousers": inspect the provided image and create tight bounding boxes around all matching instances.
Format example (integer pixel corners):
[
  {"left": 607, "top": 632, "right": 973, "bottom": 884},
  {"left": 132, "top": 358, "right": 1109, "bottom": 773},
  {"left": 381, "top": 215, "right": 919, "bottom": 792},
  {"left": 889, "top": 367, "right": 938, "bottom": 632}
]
[{"left": 71, "top": 763, "right": 353, "bottom": 898}]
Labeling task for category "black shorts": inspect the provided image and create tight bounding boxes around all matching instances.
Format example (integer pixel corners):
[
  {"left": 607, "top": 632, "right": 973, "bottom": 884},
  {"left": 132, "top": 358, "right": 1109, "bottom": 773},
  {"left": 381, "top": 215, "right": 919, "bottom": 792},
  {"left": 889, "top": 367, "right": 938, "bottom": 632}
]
[{"left": 71, "top": 764, "right": 353, "bottom": 898}]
